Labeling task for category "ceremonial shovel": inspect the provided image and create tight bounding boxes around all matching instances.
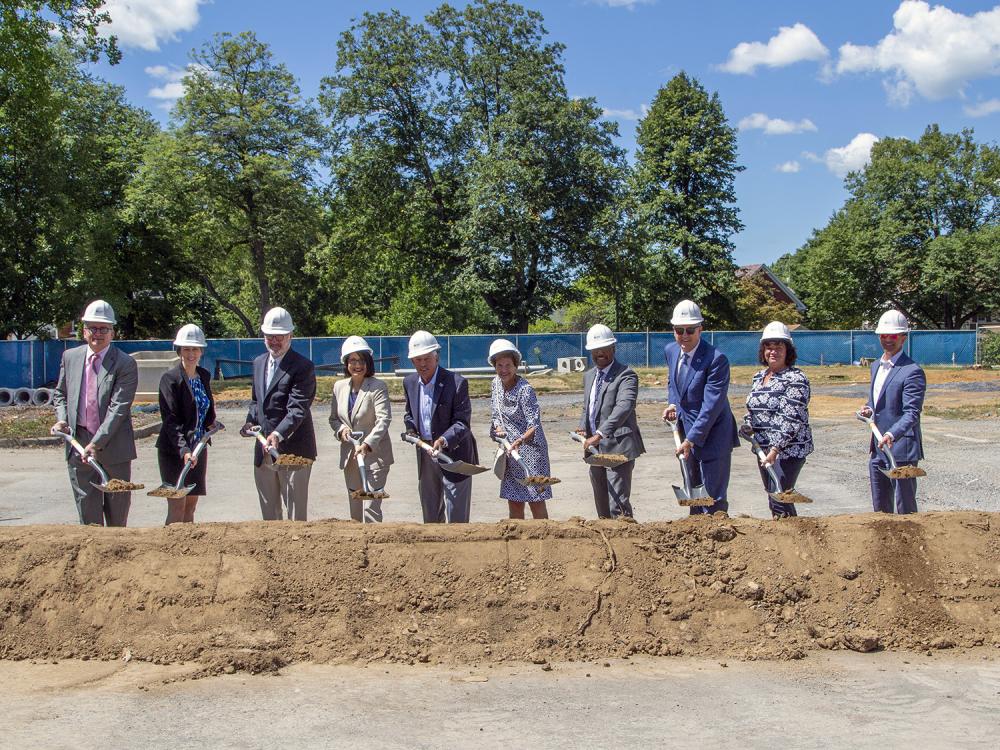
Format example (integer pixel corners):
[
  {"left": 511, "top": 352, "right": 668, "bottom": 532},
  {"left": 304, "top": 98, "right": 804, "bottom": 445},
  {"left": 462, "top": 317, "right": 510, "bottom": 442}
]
[
  {"left": 662, "top": 415, "right": 713, "bottom": 507},
  {"left": 148, "top": 423, "right": 224, "bottom": 499},
  {"left": 855, "top": 412, "right": 926, "bottom": 480},
  {"left": 245, "top": 425, "right": 312, "bottom": 470},
  {"left": 401, "top": 433, "right": 489, "bottom": 476},
  {"left": 567, "top": 431, "right": 629, "bottom": 468},
  {"left": 491, "top": 434, "right": 560, "bottom": 487},
  {"left": 51, "top": 427, "right": 145, "bottom": 492},
  {"left": 738, "top": 425, "right": 813, "bottom": 504},
  {"left": 348, "top": 430, "right": 389, "bottom": 501}
]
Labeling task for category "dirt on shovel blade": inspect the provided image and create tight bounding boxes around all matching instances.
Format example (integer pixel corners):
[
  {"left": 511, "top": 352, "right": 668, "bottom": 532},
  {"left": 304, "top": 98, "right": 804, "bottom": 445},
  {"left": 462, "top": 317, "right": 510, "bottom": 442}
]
[
  {"left": 350, "top": 490, "right": 389, "bottom": 501},
  {"left": 677, "top": 496, "right": 715, "bottom": 507},
  {"left": 886, "top": 466, "right": 927, "bottom": 479},
  {"left": 586, "top": 453, "right": 629, "bottom": 467},
  {"left": 100, "top": 479, "right": 144, "bottom": 492},
  {"left": 774, "top": 491, "right": 813, "bottom": 504},
  {"left": 275, "top": 454, "right": 314, "bottom": 467},
  {"left": 525, "top": 476, "right": 561, "bottom": 486},
  {"left": 147, "top": 487, "right": 179, "bottom": 498}
]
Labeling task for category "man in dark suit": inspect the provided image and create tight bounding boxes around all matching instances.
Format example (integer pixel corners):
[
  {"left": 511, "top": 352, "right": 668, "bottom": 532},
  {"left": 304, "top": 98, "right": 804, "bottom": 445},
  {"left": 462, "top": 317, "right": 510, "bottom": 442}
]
[
  {"left": 577, "top": 324, "right": 645, "bottom": 518},
  {"left": 403, "top": 330, "right": 478, "bottom": 523},
  {"left": 241, "top": 307, "right": 317, "bottom": 521},
  {"left": 662, "top": 300, "right": 739, "bottom": 515},
  {"left": 859, "top": 310, "right": 926, "bottom": 514},
  {"left": 51, "top": 299, "right": 138, "bottom": 526}
]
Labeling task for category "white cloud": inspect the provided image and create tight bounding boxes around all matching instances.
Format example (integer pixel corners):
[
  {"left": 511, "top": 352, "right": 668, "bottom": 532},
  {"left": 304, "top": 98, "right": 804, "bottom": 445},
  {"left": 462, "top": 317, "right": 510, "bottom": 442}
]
[
  {"left": 102, "top": 0, "right": 204, "bottom": 51},
  {"left": 775, "top": 161, "right": 801, "bottom": 173},
  {"left": 145, "top": 64, "right": 203, "bottom": 107},
  {"left": 738, "top": 113, "right": 818, "bottom": 135},
  {"left": 964, "top": 98, "right": 1000, "bottom": 117},
  {"left": 817, "top": 133, "right": 880, "bottom": 177},
  {"left": 590, "top": 0, "right": 655, "bottom": 8},
  {"left": 602, "top": 105, "right": 649, "bottom": 121},
  {"left": 835, "top": 1, "right": 1000, "bottom": 103},
  {"left": 718, "top": 23, "right": 829, "bottom": 74}
]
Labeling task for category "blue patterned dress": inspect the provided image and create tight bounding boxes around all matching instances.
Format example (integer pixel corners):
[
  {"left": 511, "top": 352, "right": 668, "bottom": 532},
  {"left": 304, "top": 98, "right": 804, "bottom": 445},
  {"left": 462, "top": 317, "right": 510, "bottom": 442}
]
[{"left": 490, "top": 376, "right": 553, "bottom": 503}]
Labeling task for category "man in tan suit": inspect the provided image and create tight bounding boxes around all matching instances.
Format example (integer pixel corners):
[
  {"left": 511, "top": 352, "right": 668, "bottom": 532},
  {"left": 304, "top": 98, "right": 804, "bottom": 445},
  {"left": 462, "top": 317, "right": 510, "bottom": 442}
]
[
  {"left": 329, "top": 336, "right": 393, "bottom": 522},
  {"left": 51, "top": 299, "right": 138, "bottom": 526}
]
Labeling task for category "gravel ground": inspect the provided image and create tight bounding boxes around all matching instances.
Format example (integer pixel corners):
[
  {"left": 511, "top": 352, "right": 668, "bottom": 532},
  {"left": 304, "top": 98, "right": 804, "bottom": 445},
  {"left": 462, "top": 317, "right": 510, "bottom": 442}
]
[{"left": 1, "top": 390, "right": 997, "bottom": 526}]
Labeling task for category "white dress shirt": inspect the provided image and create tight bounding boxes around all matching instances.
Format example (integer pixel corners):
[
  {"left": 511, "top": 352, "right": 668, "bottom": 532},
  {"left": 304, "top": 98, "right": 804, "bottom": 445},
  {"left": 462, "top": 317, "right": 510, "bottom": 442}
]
[
  {"left": 419, "top": 367, "right": 439, "bottom": 441},
  {"left": 588, "top": 364, "right": 613, "bottom": 435},
  {"left": 872, "top": 350, "right": 903, "bottom": 407}
]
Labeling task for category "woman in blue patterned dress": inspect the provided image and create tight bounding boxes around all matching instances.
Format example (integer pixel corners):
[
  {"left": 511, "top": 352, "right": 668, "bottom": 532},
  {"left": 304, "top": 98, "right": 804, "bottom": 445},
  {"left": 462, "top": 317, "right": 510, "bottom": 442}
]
[
  {"left": 488, "top": 339, "right": 552, "bottom": 519},
  {"left": 742, "top": 322, "right": 813, "bottom": 518},
  {"left": 156, "top": 324, "right": 217, "bottom": 525}
]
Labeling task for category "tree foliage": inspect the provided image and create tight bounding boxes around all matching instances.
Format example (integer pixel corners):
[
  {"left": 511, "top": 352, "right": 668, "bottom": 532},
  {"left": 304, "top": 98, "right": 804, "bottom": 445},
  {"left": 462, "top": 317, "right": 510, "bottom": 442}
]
[{"left": 777, "top": 126, "right": 1000, "bottom": 329}]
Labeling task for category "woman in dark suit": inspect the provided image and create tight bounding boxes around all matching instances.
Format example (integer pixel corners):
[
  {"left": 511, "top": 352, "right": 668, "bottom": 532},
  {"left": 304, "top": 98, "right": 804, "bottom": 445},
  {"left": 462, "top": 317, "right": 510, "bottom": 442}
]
[{"left": 156, "top": 324, "right": 217, "bottom": 524}]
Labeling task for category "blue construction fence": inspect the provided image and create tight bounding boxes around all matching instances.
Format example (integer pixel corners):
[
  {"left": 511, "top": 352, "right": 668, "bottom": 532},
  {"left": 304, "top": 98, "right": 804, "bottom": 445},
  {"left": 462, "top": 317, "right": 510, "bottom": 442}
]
[{"left": 0, "top": 330, "right": 978, "bottom": 389}]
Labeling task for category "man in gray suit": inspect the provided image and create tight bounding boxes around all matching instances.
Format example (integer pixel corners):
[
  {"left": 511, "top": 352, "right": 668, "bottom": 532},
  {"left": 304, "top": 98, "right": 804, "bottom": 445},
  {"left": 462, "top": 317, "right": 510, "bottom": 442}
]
[
  {"left": 577, "top": 324, "right": 645, "bottom": 518},
  {"left": 52, "top": 299, "right": 138, "bottom": 526}
]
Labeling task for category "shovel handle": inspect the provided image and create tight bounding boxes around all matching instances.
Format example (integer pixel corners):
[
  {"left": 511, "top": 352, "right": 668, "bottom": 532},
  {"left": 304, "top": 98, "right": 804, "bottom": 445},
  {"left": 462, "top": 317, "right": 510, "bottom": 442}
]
[
  {"left": 51, "top": 427, "right": 111, "bottom": 485},
  {"left": 568, "top": 431, "right": 600, "bottom": 456},
  {"left": 401, "top": 432, "right": 455, "bottom": 464},
  {"left": 855, "top": 412, "right": 898, "bottom": 469},
  {"left": 248, "top": 426, "right": 280, "bottom": 462}
]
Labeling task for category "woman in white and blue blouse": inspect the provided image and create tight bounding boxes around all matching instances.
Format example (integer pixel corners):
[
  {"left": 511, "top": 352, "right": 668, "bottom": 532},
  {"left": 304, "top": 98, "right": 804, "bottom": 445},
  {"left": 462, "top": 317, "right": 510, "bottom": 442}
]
[{"left": 743, "top": 321, "right": 814, "bottom": 518}]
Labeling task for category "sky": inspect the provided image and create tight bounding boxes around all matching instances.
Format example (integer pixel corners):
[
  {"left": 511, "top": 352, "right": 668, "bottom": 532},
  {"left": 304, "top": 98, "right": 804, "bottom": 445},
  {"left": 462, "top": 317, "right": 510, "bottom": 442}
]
[{"left": 89, "top": 0, "right": 1000, "bottom": 266}]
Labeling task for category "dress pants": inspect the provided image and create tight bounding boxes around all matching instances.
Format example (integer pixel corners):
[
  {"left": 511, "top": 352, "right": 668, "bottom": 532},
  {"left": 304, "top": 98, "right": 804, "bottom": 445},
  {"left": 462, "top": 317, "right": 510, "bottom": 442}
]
[
  {"left": 67, "top": 426, "right": 131, "bottom": 526},
  {"left": 869, "top": 454, "right": 918, "bottom": 514},
  {"left": 344, "top": 460, "right": 388, "bottom": 523},
  {"left": 255, "top": 461, "right": 312, "bottom": 520},
  {"left": 590, "top": 460, "right": 634, "bottom": 519},
  {"left": 757, "top": 456, "right": 805, "bottom": 518},
  {"left": 685, "top": 451, "right": 731, "bottom": 516},
  {"left": 417, "top": 449, "right": 471, "bottom": 523}
]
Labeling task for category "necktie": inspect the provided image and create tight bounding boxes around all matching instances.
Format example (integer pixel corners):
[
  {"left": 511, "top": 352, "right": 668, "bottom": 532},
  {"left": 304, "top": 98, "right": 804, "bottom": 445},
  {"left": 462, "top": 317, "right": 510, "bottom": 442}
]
[
  {"left": 266, "top": 357, "right": 276, "bottom": 388},
  {"left": 85, "top": 354, "right": 100, "bottom": 433},
  {"left": 679, "top": 352, "right": 690, "bottom": 380},
  {"left": 590, "top": 369, "right": 606, "bottom": 428}
]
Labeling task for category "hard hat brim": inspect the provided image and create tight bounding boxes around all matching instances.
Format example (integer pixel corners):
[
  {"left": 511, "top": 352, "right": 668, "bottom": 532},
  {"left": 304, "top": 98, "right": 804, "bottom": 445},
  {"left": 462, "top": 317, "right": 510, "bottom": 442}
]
[{"left": 585, "top": 337, "right": 617, "bottom": 351}]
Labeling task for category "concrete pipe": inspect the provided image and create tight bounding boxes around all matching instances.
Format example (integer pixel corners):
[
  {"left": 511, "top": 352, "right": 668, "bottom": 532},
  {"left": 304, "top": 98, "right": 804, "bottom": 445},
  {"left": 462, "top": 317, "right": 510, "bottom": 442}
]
[
  {"left": 13, "top": 388, "right": 33, "bottom": 406},
  {"left": 31, "top": 387, "right": 54, "bottom": 406},
  {"left": 0, "top": 388, "right": 12, "bottom": 407}
]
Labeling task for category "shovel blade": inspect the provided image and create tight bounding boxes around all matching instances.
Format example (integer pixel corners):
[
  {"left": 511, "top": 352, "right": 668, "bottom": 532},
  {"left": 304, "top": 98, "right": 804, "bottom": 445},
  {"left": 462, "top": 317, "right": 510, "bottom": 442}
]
[
  {"left": 584, "top": 453, "right": 628, "bottom": 468},
  {"left": 147, "top": 483, "right": 196, "bottom": 499},
  {"left": 673, "top": 484, "right": 714, "bottom": 507},
  {"left": 440, "top": 460, "right": 489, "bottom": 476}
]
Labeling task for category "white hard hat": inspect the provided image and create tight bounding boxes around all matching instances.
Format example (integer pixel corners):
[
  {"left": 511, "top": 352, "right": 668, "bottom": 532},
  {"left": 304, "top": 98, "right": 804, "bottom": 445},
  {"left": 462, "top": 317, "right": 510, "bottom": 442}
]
[
  {"left": 82, "top": 299, "right": 116, "bottom": 325},
  {"left": 408, "top": 330, "right": 441, "bottom": 359},
  {"left": 341, "top": 335, "right": 373, "bottom": 363},
  {"left": 261, "top": 307, "right": 294, "bottom": 335},
  {"left": 670, "top": 299, "right": 704, "bottom": 326},
  {"left": 875, "top": 309, "right": 909, "bottom": 335},
  {"left": 585, "top": 324, "right": 617, "bottom": 351},
  {"left": 173, "top": 323, "right": 207, "bottom": 348},
  {"left": 760, "top": 321, "right": 792, "bottom": 343},
  {"left": 488, "top": 338, "right": 521, "bottom": 366}
]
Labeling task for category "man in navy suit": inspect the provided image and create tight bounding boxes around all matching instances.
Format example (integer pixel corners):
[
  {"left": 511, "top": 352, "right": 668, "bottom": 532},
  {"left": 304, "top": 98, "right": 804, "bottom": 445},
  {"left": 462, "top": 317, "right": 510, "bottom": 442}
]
[
  {"left": 662, "top": 300, "right": 739, "bottom": 515},
  {"left": 403, "top": 330, "right": 478, "bottom": 523},
  {"left": 241, "top": 307, "right": 317, "bottom": 521},
  {"left": 859, "top": 310, "right": 926, "bottom": 514}
]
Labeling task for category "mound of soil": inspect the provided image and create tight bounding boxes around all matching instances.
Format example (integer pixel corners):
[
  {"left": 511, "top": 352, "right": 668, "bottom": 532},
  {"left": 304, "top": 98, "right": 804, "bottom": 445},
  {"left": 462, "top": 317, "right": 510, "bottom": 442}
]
[{"left": 1, "top": 513, "right": 998, "bottom": 674}]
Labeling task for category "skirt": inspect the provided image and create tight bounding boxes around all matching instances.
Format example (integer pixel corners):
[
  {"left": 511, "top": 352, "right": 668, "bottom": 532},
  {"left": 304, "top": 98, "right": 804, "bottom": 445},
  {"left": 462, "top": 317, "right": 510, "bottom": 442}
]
[{"left": 157, "top": 447, "right": 208, "bottom": 496}]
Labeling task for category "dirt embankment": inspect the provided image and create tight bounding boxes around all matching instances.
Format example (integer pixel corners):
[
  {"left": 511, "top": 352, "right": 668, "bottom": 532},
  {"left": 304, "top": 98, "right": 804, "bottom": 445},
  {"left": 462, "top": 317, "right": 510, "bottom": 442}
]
[{"left": 1, "top": 513, "right": 998, "bottom": 675}]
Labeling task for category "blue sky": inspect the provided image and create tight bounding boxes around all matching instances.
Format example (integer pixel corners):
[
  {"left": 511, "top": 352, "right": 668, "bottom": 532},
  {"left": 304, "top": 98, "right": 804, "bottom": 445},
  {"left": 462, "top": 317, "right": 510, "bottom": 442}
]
[{"left": 91, "top": 0, "right": 1000, "bottom": 266}]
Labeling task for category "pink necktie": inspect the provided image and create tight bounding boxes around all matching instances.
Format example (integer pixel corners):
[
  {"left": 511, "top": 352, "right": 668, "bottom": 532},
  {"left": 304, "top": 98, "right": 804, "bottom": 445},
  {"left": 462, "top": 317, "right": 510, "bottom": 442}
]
[{"left": 85, "top": 354, "right": 100, "bottom": 434}]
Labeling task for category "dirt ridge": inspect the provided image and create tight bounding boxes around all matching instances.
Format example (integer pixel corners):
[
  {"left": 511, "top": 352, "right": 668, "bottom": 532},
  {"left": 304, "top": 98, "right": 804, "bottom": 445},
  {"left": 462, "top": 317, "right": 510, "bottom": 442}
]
[{"left": 1, "top": 512, "right": 998, "bottom": 674}]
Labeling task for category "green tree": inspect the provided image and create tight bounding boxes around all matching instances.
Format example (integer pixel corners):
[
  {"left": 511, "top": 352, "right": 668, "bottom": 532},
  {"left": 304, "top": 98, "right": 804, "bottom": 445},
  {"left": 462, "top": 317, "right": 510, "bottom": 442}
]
[
  {"left": 778, "top": 126, "right": 1000, "bottom": 329},
  {"left": 318, "top": 0, "right": 623, "bottom": 333},
  {"left": 130, "top": 32, "right": 328, "bottom": 335},
  {"left": 623, "top": 72, "right": 744, "bottom": 329},
  {"left": 732, "top": 275, "right": 802, "bottom": 330}
]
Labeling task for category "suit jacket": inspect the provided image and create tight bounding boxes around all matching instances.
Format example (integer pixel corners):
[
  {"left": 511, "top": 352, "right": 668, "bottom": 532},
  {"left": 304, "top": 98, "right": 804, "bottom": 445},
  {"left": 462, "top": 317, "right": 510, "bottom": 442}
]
[
  {"left": 53, "top": 344, "right": 138, "bottom": 463},
  {"left": 329, "top": 376, "right": 394, "bottom": 472},
  {"left": 403, "top": 367, "right": 478, "bottom": 481},
  {"left": 155, "top": 363, "right": 217, "bottom": 460},
  {"left": 245, "top": 348, "right": 317, "bottom": 467},
  {"left": 866, "top": 352, "right": 925, "bottom": 463},
  {"left": 578, "top": 359, "right": 645, "bottom": 460},
  {"left": 665, "top": 339, "right": 739, "bottom": 460}
]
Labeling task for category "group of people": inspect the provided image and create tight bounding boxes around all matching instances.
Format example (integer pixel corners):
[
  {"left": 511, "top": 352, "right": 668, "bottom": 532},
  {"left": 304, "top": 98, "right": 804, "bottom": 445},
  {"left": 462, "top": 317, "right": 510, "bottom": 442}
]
[{"left": 50, "top": 298, "right": 927, "bottom": 527}]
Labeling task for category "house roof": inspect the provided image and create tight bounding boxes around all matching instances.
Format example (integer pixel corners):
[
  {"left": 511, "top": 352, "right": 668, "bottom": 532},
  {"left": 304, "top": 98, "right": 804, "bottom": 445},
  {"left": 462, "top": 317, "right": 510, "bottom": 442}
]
[{"left": 738, "top": 264, "right": 807, "bottom": 313}]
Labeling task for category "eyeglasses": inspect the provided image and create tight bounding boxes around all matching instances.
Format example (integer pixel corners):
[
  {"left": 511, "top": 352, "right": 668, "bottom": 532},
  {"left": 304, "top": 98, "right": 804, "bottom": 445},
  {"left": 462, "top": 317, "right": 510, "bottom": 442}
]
[
  {"left": 346, "top": 357, "right": 366, "bottom": 366},
  {"left": 85, "top": 326, "right": 112, "bottom": 334},
  {"left": 264, "top": 333, "right": 289, "bottom": 341},
  {"left": 762, "top": 340, "right": 786, "bottom": 347},
  {"left": 673, "top": 326, "right": 699, "bottom": 336}
]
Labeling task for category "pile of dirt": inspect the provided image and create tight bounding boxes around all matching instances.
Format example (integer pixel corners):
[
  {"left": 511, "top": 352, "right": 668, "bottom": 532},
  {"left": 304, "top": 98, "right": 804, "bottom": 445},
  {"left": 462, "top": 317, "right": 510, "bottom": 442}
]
[{"left": 1, "top": 512, "right": 998, "bottom": 674}]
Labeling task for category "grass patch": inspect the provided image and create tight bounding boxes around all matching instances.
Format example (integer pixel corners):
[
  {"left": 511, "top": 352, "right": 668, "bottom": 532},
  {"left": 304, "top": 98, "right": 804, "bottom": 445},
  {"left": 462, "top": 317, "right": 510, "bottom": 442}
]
[
  {"left": 0, "top": 407, "right": 160, "bottom": 441},
  {"left": 924, "top": 401, "right": 1000, "bottom": 420}
]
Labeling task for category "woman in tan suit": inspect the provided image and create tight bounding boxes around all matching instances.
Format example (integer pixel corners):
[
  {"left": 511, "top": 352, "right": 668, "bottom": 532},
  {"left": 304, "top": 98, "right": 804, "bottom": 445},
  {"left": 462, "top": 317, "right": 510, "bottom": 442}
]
[{"left": 329, "top": 336, "right": 393, "bottom": 522}]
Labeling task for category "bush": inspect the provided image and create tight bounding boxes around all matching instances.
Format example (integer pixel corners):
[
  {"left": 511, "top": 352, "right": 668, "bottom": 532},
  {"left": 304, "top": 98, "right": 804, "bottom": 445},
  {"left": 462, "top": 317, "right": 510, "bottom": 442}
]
[
  {"left": 324, "top": 313, "right": 382, "bottom": 337},
  {"left": 980, "top": 331, "right": 1000, "bottom": 366}
]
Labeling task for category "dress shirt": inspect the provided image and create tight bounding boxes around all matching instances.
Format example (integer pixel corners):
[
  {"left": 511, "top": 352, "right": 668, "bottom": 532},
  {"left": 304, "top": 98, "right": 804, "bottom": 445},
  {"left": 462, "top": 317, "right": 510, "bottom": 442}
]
[
  {"left": 588, "top": 364, "right": 612, "bottom": 435},
  {"left": 872, "top": 350, "right": 903, "bottom": 407},
  {"left": 77, "top": 346, "right": 109, "bottom": 433},
  {"left": 419, "top": 367, "right": 439, "bottom": 442}
]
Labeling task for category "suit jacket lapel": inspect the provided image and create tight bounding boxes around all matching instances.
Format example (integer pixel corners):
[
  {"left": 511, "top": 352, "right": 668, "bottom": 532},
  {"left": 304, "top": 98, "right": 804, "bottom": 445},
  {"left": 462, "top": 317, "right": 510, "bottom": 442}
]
[
  {"left": 339, "top": 380, "right": 353, "bottom": 427},
  {"left": 877, "top": 361, "right": 903, "bottom": 408},
  {"left": 595, "top": 361, "right": 620, "bottom": 415}
]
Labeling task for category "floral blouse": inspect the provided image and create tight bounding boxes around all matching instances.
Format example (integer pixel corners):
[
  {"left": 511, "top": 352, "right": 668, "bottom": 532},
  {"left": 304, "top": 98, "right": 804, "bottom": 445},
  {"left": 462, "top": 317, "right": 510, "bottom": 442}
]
[
  {"left": 188, "top": 374, "right": 211, "bottom": 443},
  {"left": 744, "top": 366, "right": 814, "bottom": 459}
]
